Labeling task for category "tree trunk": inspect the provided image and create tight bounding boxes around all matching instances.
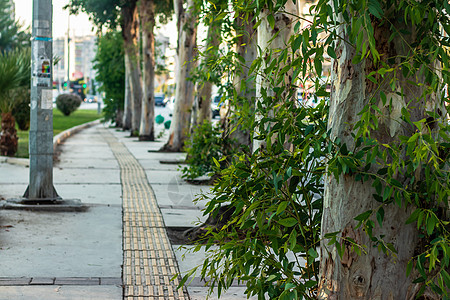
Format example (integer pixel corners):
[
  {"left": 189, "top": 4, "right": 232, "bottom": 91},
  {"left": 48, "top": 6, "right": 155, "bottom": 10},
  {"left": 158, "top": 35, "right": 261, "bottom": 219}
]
[
  {"left": 223, "top": 11, "right": 257, "bottom": 151},
  {"left": 0, "top": 112, "right": 18, "bottom": 157},
  {"left": 121, "top": 0, "right": 142, "bottom": 136},
  {"left": 161, "top": 0, "right": 197, "bottom": 152},
  {"left": 253, "top": 1, "right": 298, "bottom": 151},
  {"left": 122, "top": 67, "right": 132, "bottom": 130},
  {"left": 318, "top": 11, "right": 442, "bottom": 300},
  {"left": 195, "top": 4, "right": 223, "bottom": 126},
  {"left": 115, "top": 108, "right": 124, "bottom": 128},
  {"left": 138, "top": 0, "right": 156, "bottom": 141}
]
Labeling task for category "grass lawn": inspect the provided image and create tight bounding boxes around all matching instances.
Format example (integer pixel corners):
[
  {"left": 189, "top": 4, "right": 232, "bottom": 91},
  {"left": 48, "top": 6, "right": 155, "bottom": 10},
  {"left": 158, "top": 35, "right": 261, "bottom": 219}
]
[{"left": 15, "top": 109, "right": 102, "bottom": 158}]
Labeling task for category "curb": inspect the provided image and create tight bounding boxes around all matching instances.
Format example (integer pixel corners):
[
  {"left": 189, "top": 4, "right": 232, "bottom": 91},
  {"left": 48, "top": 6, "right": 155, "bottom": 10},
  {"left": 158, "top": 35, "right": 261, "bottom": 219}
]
[
  {"left": 53, "top": 119, "right": 102, "bottom": 152},
  {"left": 0, "top": 119, "right": 102, "bottom": 167},
  {"left": 0, "top": 156, "right": 30, "bottom": 167}
]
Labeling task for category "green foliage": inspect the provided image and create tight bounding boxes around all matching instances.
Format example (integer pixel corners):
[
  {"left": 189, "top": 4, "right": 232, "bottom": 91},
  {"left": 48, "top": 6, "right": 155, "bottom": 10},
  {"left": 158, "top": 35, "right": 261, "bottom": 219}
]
[
  {"left": 65, "top": 0, "right": 122, "bottom": 30},
  {"left": 11, "top": 89, "right": 30, "bottom": 130},
  {"left": 319, "top": 0, "right": 450, "bottom": 296},
  {"left": 182, "top": 101, "right": 328, "bottom": 299},
  {"left": 56, "top": 94, "right": 82, "bottom": 116},
  {"left": 66, "top": 0, "right": 173, "bottom": 31},
  {"left": 16, "top": 109, "right": 102, "bottom": 158},
  {"left": 0, "top": 48, "right": 31, "bottom": 114},
  {"left": 0, "top": 0, "right": 30, "bottom": 52},
  {"left": 182, "top": 120, "right": 223, "bottom": 180},
  {"left": 93, "top": 30, "right": 125, "bottom": 124},
  {"left": 180, "top": 0, "right": 450, "bottom": 298}
]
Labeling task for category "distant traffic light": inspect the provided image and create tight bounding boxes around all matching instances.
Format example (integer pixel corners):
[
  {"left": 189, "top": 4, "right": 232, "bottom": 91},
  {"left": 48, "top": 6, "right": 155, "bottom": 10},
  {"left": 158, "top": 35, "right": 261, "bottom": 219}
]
[
  {"left": 82, "top": 84, "right": 87, "bottom": 89},
  {"left": 63, "top": 82, "right": 68, "bottom": 87}
]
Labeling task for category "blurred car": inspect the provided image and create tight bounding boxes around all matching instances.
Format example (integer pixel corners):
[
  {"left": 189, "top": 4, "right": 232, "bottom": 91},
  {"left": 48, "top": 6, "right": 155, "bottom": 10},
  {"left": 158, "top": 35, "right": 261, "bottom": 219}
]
[
  {"left": 166, "top": 96, "right": 175, "bottom": 116},
  {"left": 211, "top": 94, "right": 223, "bottom": 118},
  {"left": 155, "top": 94, "right": 166, "bottom": 106},
  {"left": 84, "top": 95, "right": 98, "bottom": 103}
]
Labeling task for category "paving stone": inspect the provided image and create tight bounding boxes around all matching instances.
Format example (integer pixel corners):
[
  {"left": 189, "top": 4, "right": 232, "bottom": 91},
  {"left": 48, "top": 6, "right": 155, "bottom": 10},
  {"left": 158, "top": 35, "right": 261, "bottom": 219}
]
[
  {"left": 30, "top": 277, "right": 55, "bottom": 285},
  {"left": 0, "top": 277, "right": 30, "bottom": 286},
  {"left": 100, "top": 277, "right": 122, "bottom": 286},
  {"left": 54, "top": 277, "right": 100, "bottom": 285}
]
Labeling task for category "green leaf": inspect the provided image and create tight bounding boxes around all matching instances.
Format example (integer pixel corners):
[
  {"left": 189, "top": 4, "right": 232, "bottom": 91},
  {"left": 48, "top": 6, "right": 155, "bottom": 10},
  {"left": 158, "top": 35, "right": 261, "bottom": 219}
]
[
  {"left": 267, "top": 14, "right": 275, "bottom": 30},
  {"left": 284, "top": 282, "right": 296, "bottom": 290},
  {"left": 276, "top": 201, "right": 289, "bottom": 215},
  {"left": 267, "top": 274, "right": 277, "bottom": 282},
  {"left": 308, "top": 248, "right": 319, "bottom": 259},
  {"left": 288, "top": 176, "right": 300, "bottom": 193},
  {"left": 406, "top": 208, "right": 421, "bottom": 224},
  {"left": 278, "top": 217, "right": 298, "bottom": 227},
  {"left": 314, "top": 56, "right": 322, "bottom": 76},
  {"left": 407, "top": 133, "right": 419, "bottom": 143},
  {"left": 292, "top": 35, "right": 302, "bottom": 51},
  {"left": 376, "top": 207, "right": 384, "bottom": 227},
  {"left": 354, "top": 210, "right": 372, "bottom": 221},
  {"left": 288, "top": 230, "right": 297, "bottom": 250},
  {"left": 212, "top": 157, "right": 220, "bottom": 168},
  {"left": 382, "top": 186, "right": 391, "bottom": 201},
  {"left": 379, "top": 91, "right": 387, "bottom": 105},
  {"left": 327, "top": 46, "right": 337, "bottom": 59},
  {"left": 426, "top": 214, "right": 437, "bottom": 235},
  {"left": 406, "top": 260, "right": 413, "bottom": 277}
]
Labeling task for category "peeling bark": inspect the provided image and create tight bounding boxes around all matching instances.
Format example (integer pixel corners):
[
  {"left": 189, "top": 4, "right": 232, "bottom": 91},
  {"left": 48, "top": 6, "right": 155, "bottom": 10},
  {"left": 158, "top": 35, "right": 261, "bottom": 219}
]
[
  {"left": 318, "top": 11, "right": 443, "bottom": 300},
  {"left": 253, "top": 0, "right": 298, "bottom": 151},
  {"left": 223, "top": 11, "right": 257, "bottom": 151},
  {"left": 161, "top": 0, "right": 198, "bottom": 151},
  {"left": 121, "top": 1, "right": 142, "bottom": 135},
  {"left": 195, "top": 20, "right": 221, "bottom": 126},
  {"left": 138, "top": 0, "right": 156, "bottom": 141}
]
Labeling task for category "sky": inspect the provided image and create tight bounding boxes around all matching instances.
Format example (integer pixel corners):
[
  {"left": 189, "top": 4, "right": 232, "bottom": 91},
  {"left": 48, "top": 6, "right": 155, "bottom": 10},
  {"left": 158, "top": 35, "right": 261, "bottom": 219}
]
[{"left": 13, "top": 0, "right": 96, "bottom": 38}]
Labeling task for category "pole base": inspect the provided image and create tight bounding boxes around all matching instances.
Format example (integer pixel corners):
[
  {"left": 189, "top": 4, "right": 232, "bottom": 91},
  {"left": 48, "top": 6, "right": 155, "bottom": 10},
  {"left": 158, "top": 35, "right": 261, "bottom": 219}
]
[{"left": 0, "top": 198, "right": 89, "bottom": 212}]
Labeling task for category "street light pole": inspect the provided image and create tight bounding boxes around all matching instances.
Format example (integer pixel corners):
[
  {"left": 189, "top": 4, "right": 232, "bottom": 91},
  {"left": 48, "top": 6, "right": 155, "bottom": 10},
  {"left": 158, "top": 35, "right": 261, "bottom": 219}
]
[
  {"left": 23, "top": 0, "right": 59, "bottom": 202},
  {"left": 66, "top": 13, "right": 70, "bottom": 90}
]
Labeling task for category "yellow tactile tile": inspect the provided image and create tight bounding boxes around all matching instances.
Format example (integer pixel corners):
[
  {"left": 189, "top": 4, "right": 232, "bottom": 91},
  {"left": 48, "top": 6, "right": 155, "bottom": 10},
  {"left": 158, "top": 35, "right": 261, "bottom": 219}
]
[{"left": 103, "top": 129, "right": 188, "bottom": 299}]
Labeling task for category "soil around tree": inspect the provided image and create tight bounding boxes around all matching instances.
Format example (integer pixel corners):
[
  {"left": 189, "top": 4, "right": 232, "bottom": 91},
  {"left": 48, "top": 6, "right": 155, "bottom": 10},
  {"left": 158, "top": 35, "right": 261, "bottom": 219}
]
[{"left": 166, "top": 205, "right": 235, "bottom": 245}]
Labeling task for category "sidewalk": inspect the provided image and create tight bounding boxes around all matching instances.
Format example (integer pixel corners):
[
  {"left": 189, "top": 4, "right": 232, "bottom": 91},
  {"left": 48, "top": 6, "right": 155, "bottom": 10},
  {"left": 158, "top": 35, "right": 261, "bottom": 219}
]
[{"left": 0, "top": 123, "right": 250, "bottom": 300}]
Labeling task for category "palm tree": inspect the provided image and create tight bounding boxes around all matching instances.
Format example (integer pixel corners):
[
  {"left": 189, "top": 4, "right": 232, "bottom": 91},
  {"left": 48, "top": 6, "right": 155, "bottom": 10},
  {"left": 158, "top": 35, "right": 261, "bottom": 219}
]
[{"left": 0, "top": 48, "right": 31, "bottom": 156}]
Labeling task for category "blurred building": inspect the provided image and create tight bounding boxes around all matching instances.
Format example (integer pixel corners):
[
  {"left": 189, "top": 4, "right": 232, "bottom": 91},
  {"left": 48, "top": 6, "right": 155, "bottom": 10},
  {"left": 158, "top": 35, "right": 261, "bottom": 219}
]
[
  {"left": 52, "top": 35, "right": 97, "bottom": 93},
  {"left": 53, "top": 38, "right": 65, "bottom": 90},
  {"left": 154, "top": 34, "right": 174, "bottom": 95}
]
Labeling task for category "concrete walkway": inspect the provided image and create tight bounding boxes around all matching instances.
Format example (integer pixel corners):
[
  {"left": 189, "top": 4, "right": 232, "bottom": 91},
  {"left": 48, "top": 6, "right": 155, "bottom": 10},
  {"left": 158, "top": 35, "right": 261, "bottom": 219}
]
[{"left": 0, "top": 123, "right": 250, "bottom": 300}]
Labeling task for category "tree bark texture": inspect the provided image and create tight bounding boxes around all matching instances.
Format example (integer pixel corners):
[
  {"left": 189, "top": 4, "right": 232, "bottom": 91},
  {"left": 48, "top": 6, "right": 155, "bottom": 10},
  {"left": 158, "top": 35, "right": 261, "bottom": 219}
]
[
  {"left": 161, "top": 0, "right": 197, "bottom": 151},
  {"left": 0, "top": 112, "right": 18, "bottom": 156},
  {"left": 122, "top": 67, "right": 132, "bottom": 130},
  {"left": 318, "top": 12, "right": 442, "bottom": 300},
  {"left": 121, "top": 0, "right": 142, "bottom": 135},
  {"left": 115, "top": 109, "right": 124, "bottom": 128},
  {"left": 195, "top": 3, "right": 224, "bottom": 126},
  {"left": 225, "top": 11, "right": 257, "bottom": 150},
  {"left": 253, "top": 1, "right": 298, "bottom": 151},
  {"left": 138, "top": 0, "right": 156, "bottom": 141}
]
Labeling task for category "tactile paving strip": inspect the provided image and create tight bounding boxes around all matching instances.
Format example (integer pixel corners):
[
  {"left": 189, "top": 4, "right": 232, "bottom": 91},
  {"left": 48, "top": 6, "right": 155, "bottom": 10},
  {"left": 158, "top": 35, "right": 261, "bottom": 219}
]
[{"left": 102, "top": 129, "right": 188, "bottom": 300}]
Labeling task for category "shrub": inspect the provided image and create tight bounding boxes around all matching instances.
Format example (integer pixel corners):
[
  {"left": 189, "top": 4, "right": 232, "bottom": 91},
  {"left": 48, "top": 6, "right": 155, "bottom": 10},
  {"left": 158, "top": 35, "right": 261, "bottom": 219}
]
[
  {"left": 182, "top": 120, "right": 222, "bottom": 180},
  {"left": 56, "top": 93, "right": 81, "bottom": 116},
  {"left": 12, "top": 88, "right": 30, "bottom": 130}
]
